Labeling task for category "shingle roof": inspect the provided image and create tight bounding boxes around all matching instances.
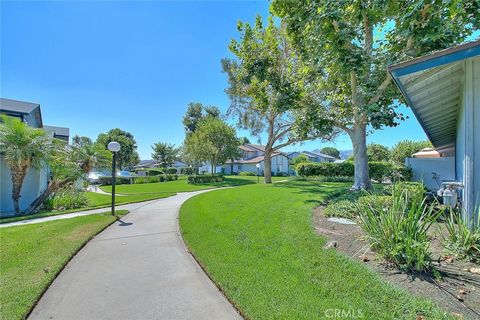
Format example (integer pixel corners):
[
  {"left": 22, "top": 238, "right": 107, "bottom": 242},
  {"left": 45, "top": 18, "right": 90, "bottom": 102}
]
[
  {"left": 0, "top": 98, "right": 40, "bottom": 114},
  {"left": 303, "top": 150, "right": 336, "bottom": 159},
  {"left": 44, "top": 125, "right": 70, "bottom": 137}
]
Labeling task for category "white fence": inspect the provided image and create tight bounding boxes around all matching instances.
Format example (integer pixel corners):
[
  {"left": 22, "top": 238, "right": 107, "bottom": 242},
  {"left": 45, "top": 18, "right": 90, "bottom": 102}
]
[{"left": 405, "top": 157, "right": 455, "bottom": 191}]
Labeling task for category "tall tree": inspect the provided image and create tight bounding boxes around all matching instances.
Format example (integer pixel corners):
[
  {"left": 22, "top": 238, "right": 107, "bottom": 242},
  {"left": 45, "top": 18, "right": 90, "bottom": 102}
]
[
  {"left": 272, "top": 0, "right": 478, "bottom": 189},
  {"left": 223, "top": 16, "right": 334, "bottom": 183},
  {"left": 367, "top": 143, "right": 390, "bottom": 162},
  {"left": 182, "top": 102, "right": 220, "bottom": 135},
  {"left": 0, "top": 115, "right": 52, "bottom": 214},
  {"left": 72, "top": 137, "right": 112, "bottom": 173},
  {"left": 320, "top": 147, "right": 340, "bottom": 159},
  {"left": 96, "top": 128, "right": 139, "bottom": 170},
  {"left": 72, "top": 135, "right": 92, "bottom": 147},
  {"left": 390, "top": 140, "right": 432, "bottom": 164},
  {"left": 151, "top": 142, "right": 178, "bottom": 168},
  {"left": 184, "top": 117, "right": 240, "bottom": 173}
]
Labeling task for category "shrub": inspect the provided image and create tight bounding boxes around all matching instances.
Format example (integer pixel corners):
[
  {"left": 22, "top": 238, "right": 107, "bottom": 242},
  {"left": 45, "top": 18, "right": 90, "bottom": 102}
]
[
  {"left": 443, "top": 208, "right": 480, "bottom": 262},
  {"left": 50, "top": 187, "right": 89, "bottom": 210},
  {"left": 357, "top": 190, "right": 441, "bottom": 271},
  {"left": 357, "top": 195, "right": 393, "bottom": 213},
  {"left": 296, "top": 161, "right": 412, "bottom": 182},
  {"left": 239, "top": 171, "right": 256, "bottom": 176},
  {"left": 387, "top": 181, "right": 425, "bottom": 199},
  {"left": 147, "top": 169, "right": 164, "bottom": 176},
  {"left": 133, "top": 177, "right": 147, "bottom": 184},
  {"left": 187, "top": 174, "right": 224, "bottom": 184},
  {"left": 323, "top": 200, "right": 358, "bottom": 219},
  {"left": 165, "top": 174, "right": 177, "bottom": 181},
  {"left": 147, "top": 175, "right": 160, "bottom": 183},
  {"left": 165, "top": 168, "right": 178, "bottom": 174},
  {"left": 98, "top": 176, "right": 131, "bottom": 185},
  {"left": 180, "top": 167, "right": 195, "bottom": 175}
]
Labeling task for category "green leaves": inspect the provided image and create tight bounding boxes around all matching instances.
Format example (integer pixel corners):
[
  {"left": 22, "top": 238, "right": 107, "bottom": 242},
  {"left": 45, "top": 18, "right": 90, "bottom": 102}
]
[{"left": 151, "top": 142, "right": 178, "bottom": 168}]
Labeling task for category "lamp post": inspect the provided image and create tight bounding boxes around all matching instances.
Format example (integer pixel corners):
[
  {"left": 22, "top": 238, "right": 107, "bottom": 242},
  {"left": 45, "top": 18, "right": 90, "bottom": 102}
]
[
  {"left": 108, "top": 141, "right": 121, "bottom": 216},
  {"left": 256, "top": 163, "right": 260, "bottom": 184}
]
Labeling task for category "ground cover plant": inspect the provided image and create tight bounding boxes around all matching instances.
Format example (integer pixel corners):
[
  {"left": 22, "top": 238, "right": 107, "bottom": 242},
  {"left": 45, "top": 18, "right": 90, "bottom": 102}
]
[
  {"left": 443, "top": 208, "right": 480, "bottom": 263},
  {"left": 180, "top": 181, "right": 452, "bottom": 319},
  {"left": 0, "top": 210, "right": 128, "bottom": 320}
]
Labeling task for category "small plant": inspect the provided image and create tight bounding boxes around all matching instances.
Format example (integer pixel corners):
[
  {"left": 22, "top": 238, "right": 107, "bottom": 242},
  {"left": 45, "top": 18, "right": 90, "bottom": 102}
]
[
  {"left": 323, "top": 200, "right": 357, "bottom": 219},
  {"left": 443, "top": 208, "right": 480, "bottom": 263},
  {"left": 357, "top": 195, "right": 393, "bottom": 213},
  {"left": 357, "top": 189, "right": 441, "bottom": 271}
]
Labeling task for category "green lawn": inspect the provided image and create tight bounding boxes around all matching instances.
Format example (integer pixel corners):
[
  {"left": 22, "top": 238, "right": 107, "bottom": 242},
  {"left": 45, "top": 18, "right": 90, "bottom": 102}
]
[
  {"left": 0, "top": 192, "right": 174, "bottom": 224},
  {"left": 100, "top": 175, "right": 288, "bottom": 194},
  {"left": 179, "top": 181, "right": 452, "bottom": 319},
  {"left": 0, "top": 210, "right": 128, "bottom": 320}
]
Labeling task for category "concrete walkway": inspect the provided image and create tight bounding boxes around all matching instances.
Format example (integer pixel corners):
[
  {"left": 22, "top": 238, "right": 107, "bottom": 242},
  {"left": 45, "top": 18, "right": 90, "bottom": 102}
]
[{"left": 28, "top": 190, "right": 242, "bottom": 320}]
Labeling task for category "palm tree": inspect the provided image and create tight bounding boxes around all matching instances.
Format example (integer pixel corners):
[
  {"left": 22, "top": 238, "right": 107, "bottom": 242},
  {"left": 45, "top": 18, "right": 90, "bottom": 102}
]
[
  {"left": 0, "top": 115, "right": 51, "bottom": 214},
  {"left": 73, "top": 139, "right": 111, "bottom": 174}
]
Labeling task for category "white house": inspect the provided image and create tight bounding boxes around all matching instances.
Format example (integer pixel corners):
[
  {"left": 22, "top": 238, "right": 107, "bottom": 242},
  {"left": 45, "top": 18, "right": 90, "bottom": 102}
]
[
  {"left": 0, "top": 98, "right": 70, "bottom": 215},
  {"left": 389, "top": 40, "right": 479, "bottom": 220},
  {"left": 225, "top": 144, "right": 289, "bottom": 175}
]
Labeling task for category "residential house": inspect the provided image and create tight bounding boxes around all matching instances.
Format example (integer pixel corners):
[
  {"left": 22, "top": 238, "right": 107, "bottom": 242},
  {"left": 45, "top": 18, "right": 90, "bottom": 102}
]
[
  {"left": 389, "top": 40, "right": 479, "bottom": 220},
  {"left": 0, "top": 98, "right": 70, "bottom": 215},
  {"left": 287, "top": 151, "right": 336, "bottom": 163},
  {"left": 210, "top": 144, "right": 290, "bottom": 175}
]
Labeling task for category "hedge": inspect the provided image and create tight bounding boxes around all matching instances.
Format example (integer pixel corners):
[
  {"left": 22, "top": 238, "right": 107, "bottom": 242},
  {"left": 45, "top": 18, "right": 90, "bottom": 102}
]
[
  {"left": 187, "top": 174, "right": 223, "bottom": 184},
  {"left": 239, "top": 171, "right": 256, "bottom": 176},
  {"left": 165, "top": 168, "right": 178, "bottom": 174},
  {"left": 98, "top": 176, "right": 132, "bottom": 185},
  {"left": 133, "top": 174, "right": 178, "bottom": 184},
  {"left": 180, "top": 167, "right": 195, "bottom": 175},
  {"left": 296, "top": 161, "right": 412, "bottom": 182}
]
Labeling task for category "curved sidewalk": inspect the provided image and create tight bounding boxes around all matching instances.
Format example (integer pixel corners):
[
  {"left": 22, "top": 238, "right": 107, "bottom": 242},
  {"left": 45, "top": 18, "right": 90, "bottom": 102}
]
[{"left": 28, "top": 190, "right": 242, "bottom": 320}]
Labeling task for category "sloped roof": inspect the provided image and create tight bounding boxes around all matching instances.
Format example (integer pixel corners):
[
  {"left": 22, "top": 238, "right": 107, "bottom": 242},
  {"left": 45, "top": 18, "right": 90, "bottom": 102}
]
[
  {"left": 388, "top": 40, "right": 480, "bottom": 151},
  {"left": 44, "top": 125, "right": 70, "bottom": 137},
  {"left": 0, "top": 98, "right": 40, "bottom": 114},
  {"left": 303, "top": 150, "right": 336, "bottom": 159}
]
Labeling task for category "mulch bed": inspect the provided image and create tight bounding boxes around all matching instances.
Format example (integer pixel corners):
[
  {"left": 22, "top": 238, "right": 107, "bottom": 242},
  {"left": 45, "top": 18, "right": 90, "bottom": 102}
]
[{"left": 313, "top": 206, "right": 480, "bottom": 320}]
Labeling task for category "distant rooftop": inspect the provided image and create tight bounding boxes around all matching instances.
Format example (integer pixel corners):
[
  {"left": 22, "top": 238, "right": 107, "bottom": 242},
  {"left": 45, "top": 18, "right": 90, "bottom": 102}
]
[
  {"left": 0, "top": 97, "right": 40, "bottom": 114},
  {"left": 44, "top": 125, "right": 70, "bottom": 138}
]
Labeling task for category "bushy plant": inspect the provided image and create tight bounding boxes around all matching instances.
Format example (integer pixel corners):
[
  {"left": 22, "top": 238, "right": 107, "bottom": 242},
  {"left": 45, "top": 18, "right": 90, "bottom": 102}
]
[
  {"left": 146, "top": 175, "right": 160, "bottom": 183},
  {"left": 180, "top": 167, "right": 195, "bottom": 175},
  {"left": 296, "top": 161, "right": 411, "bottom": 182},
  {"left": 98, "top": 176, "right": 131, "bottom": 185},
  {"left": 50, "top": 187, "right": 89, "bottom": 210},
  {"left": 357, "top": 190, "right": 441, "bottom": 271},
  {"left": 165, "top": 174, "right": 177, "bottom": 181},
  {"left": 357, "top": 195, "right": 393, "bottom": 214},
  {"left": 133, "top": 177, "right": 147, "bottom": 184},
  {"left": 239, "top": 171, "right": 256, "bottom": 176},
  {"left": 147, "top": 169, "right": 164, "bottom": 176},
  {"left": 443, "top": 208, "right": 480, "bottom": 263},
  {"left": 324, "top": 200, "right": 358, "bottom": 219},
  {"left": 187, "top": 174, "right": 224, "bottom": 184},
  {"left": 165, "top": 168, "right": 178, "bottom": 174},
  {"left": 387, "top": 181, "right": 425, "bottom": 199}
]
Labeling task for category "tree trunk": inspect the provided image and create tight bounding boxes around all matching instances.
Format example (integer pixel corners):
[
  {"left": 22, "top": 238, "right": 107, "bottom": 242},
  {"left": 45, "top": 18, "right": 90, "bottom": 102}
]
[
  {"left": 11, "top": 165, "right": 28, "bottom": 215},
  {"left": 349, "top": 123, "right": 372, "bottom": 190},
  {"left": 263, "top": 148, "right": 272, "bottom": 184}
]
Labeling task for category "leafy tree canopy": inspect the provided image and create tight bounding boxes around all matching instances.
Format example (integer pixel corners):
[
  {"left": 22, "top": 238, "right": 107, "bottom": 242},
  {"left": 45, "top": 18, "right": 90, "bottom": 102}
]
[
  {"left": 291, "top": 154, "right": 310, "bottom": 166},
  {"left": 151, "top": 142, "right": 178, "bottom": 168},
  {"left": 271, "top": 0, "right": 478, "bottom": 189},
  {"left": 182, "top": 102, "right": 221, "bottom": 135},
  {"left": 320, "top": 147, "right": 340, "bottom": 159},
  {"left": 390, "top": 139, "right": 432, "bottom": 164},
  {"left": 96, "top": 128, "right": 139, "bottom": 170},
  {"left": 184, "top": 117, "right": 240, "bottom": 173},
  {"left": 367, "top": 143, "right": 390, "bottom": 162}
]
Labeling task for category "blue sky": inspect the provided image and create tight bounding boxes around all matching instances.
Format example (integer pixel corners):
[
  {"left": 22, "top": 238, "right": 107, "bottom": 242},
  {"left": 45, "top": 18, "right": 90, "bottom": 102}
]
[{"left": 1, "top": 1, "right": 431, "bottom": 159}]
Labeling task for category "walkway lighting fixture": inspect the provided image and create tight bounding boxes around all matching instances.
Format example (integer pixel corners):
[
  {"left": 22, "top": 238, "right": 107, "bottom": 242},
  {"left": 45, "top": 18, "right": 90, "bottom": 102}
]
[
  {"left": 108, "top": 141, "right": 121, "bottom": 216},
  {"left": 256, "top": 163, "right": 261, "bottom": 184}
]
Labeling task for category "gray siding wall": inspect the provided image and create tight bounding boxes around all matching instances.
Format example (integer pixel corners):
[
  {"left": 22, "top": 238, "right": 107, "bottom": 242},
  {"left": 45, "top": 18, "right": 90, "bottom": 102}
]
[{"left": 1, "top": 156, "right": 49, "bottom": 215}]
